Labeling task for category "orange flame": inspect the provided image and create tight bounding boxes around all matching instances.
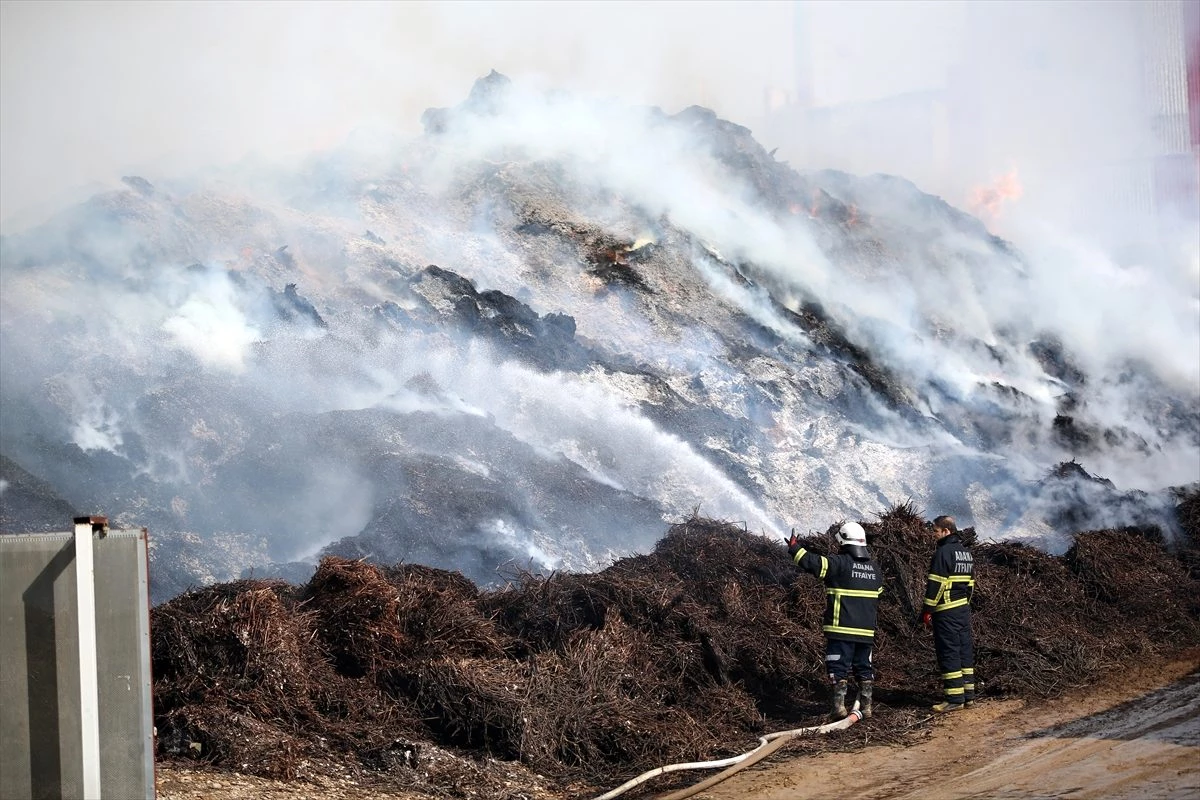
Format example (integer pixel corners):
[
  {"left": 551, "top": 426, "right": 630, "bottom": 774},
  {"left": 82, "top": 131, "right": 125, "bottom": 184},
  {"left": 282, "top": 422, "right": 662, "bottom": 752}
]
[
  {"left": 232, "top": 245, "right": 255, "bottom": 270},
  {"left": 968, "top": 169, "right": 1023, "bottom": 222}
]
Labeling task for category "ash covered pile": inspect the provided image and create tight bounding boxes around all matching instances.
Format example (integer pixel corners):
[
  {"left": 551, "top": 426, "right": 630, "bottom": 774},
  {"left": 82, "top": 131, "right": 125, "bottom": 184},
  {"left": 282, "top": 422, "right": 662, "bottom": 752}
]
[
  {"left": 152, "top": 493, "right": 1200, "bottom": 797},
  {"left": 2, "top": 72, "right": 1196, "bottom": 603}
]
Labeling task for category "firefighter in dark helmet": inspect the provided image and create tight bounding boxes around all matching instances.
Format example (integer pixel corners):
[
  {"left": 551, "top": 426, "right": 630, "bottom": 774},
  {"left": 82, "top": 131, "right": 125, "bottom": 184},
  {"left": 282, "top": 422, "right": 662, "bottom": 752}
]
[
  {"left": 919, "top": 515, "right": 976, "bottom": 712},
  {"left": 787, "top": 521, "right": 884, "bottom": 719}
]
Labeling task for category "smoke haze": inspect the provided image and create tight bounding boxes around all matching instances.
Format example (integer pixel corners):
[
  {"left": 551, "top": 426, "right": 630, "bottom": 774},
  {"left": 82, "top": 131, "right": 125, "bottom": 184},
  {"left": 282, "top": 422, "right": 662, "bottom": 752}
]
[
  {"left": 1, "top": 1, "right": 1197, "bottom": 597},
  {"left": 4, "top": 2, "right": 1196, "bottom": 248},
  {"left": 0, "top": 0, "right": 794, "bottom": 224},
  {"left": 5, "top": 2, "right": 1195, "bottom": 359}
]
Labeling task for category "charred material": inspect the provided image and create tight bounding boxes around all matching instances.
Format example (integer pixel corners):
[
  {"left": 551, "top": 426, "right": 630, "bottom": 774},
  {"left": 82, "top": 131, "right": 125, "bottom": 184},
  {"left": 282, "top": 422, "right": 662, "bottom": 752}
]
[
  {"left": 121, "top": 175, "right": 155, "bottom": 196},
  {"left": 409, "top": 265, "right": 589, "bottom": 371},
  {"left": 773, "top": 297, "right": 912, "bottom": 410},
  {"left": 0, "top": 453, "right": 77, "bottom": 532},
  {"left": 1034, "top": 460, "right": 1175, "bottom": 537},
  {"left": 585, "top": 243, "right": 651, "bottom": 292},
  {"left": 1030, "top": 336, "right": 1087, "bottom": 387},
  {"left": 270, "top": 283, "right": 327, "bottom": 328}
]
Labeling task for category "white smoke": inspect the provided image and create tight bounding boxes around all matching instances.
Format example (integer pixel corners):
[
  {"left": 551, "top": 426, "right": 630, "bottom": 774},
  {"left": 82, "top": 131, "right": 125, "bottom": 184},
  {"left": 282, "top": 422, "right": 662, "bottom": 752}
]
[
  {"left": 1010, "top": 220, "right": 1200, "bottom": 394},
  {"left": 1, "top": 2, "right": 1196, "bottom": 588},
  {"left": 161, "top": 270, "right": 261, "bottom": 373},
  {"left": 413, "top": 80, "right": 1196, "bottom": 493},
  {"left": 274, "top": 329, "right": 787, "bottom": 539},
  {"left": 70, "top": 393, "right": 123, "bottom": 454},
  {"left": 484, "top": 517, "right": 560, "bottom": 571}
]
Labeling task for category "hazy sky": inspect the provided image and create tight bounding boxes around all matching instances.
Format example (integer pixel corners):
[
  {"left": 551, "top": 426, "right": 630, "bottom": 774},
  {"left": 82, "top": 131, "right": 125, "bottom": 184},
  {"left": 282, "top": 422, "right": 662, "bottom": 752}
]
[
  {"left": 2, "top": 0, "right": 1195, "bottom": 262},
  {"left": 1, "top": 0, "right": 800, "bottom": 224}
]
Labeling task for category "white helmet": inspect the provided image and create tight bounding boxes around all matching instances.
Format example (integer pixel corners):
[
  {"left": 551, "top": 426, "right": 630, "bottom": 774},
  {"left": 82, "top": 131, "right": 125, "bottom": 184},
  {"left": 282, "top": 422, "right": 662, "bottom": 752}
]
[{"left": 836, "top": 521, "right": 869, "bottom": 558}]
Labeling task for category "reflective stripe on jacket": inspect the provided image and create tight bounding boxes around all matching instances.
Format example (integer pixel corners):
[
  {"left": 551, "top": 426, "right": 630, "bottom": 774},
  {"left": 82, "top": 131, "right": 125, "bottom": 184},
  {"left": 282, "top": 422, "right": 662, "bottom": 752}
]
[
  {"left": 793, "top": 547, "right": 884, "bottom": 642},
  {"left": 923, "top": 533, "right": 975, "bottom": 612}
]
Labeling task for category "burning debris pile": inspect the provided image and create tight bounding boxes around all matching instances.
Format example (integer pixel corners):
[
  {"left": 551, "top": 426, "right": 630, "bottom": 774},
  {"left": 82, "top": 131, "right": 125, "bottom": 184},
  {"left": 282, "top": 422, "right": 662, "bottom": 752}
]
[
  {"left": 2, "top": 71, "right": 1196, "bottom": 601},
  {"left": 152, "top": 492, "right": 1200, "bottom": 797}
]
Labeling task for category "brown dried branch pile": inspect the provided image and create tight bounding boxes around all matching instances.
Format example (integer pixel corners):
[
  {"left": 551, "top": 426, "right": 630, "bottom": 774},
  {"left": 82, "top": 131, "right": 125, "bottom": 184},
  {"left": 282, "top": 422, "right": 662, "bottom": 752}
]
[
  {"left": 1173, "top": 484, "right": 1200, "bottom": 578},
  {"left": 151, "top": 579, "right": 418, "bottom": 780},
  {"left": 151, "top": 506, "right": 1200, "bottom": 795}
]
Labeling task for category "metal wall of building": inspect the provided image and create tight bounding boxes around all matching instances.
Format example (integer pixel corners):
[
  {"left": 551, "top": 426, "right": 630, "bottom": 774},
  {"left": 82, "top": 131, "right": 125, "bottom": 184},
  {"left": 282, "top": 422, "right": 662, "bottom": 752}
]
[
  {"left": 1137, "top": 0, "right": 1200, "bottom": 222},
  {"left": 1186, "top": 0, "right": 1200, "bottom": 153},
  {"left": 1140, "top": 0, "right": 1192, "bottom": 152}
]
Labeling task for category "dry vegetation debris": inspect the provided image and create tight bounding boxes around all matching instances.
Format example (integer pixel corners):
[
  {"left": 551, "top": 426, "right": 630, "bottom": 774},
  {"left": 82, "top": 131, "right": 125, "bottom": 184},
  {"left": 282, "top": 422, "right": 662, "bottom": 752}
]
[{"left": 152, "top": 487, "right": 1200, "bottom": 797}]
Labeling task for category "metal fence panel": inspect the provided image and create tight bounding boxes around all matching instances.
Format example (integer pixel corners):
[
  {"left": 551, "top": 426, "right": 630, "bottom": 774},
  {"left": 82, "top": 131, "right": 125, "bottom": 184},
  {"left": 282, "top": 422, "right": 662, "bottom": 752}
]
[{"left": 1, "top": 528, "right": 155, "bottom": 800}]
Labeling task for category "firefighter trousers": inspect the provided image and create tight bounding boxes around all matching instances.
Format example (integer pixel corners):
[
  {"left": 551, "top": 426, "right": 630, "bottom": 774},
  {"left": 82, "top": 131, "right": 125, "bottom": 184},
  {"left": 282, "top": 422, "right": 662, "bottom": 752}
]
[
  {"left": 932, "top": 606, "right": 975, "bottom": 704},
  {"left": 825, "top": 638, "right": 874, "bottom": 683}
]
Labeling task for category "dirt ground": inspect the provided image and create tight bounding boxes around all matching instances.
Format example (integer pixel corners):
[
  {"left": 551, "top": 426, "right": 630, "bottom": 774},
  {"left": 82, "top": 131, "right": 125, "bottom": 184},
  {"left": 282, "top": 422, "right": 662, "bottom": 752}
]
[
  {"left": 154, "top": 770, "right": 423, "bottom": 800},
  {"left": 697, "top": 653, "right": 1200, "bottom": 800},
  {"left": 155, "top": 652, "right": 1200, "bottom": 800}
]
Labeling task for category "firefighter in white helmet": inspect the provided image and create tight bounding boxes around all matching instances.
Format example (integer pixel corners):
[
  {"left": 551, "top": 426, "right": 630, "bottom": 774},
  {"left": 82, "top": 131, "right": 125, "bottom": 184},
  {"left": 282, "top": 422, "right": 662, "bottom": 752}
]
[{"left": 787, "top": 521, "right": 884, "bottom": 718}]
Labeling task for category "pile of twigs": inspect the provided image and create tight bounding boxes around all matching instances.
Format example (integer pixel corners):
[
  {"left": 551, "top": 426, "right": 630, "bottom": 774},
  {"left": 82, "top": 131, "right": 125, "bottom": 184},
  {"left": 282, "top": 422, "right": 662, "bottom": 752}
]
[
  {"left": 1173, "top": 484, "right": 1200, "bottom": 578},
  {"left": 151, "top": 498, "right": 1200, "bottom": 795}
]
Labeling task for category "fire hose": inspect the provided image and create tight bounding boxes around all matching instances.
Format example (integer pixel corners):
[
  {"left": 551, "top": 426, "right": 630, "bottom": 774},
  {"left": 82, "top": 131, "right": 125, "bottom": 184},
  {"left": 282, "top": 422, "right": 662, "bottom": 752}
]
[{"left": 591, "top": 706, "right": 864, "bottom": 800}]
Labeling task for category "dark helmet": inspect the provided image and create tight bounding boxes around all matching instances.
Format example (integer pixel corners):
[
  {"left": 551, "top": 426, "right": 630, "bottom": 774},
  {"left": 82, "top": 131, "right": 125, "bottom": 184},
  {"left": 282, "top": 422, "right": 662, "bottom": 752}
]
[{"left": 836, "top": 521, "right": 870, "bottom": 559}]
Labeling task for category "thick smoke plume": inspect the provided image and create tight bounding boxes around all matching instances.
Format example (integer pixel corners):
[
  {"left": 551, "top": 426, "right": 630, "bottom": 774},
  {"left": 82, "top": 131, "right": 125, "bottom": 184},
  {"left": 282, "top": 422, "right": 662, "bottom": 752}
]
[{"left": 1, "top": 3, "right": 1197, "bottom": 599}]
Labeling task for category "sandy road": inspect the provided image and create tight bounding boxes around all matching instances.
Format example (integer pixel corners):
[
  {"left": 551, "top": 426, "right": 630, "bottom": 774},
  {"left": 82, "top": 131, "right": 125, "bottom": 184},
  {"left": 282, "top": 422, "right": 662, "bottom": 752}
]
[{"left": 696, "top": 655, "right": 1200, "bottom": 800}]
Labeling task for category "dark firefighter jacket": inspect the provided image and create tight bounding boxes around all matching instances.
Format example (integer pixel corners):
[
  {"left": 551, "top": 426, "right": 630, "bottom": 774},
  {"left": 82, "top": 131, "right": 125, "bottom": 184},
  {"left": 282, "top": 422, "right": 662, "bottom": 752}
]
[
  {"left": 923, "top": 532, "right": 975, "bottom": 613},
  {"left": 792, "top": 547, "right": 884, "bottom": 643}
]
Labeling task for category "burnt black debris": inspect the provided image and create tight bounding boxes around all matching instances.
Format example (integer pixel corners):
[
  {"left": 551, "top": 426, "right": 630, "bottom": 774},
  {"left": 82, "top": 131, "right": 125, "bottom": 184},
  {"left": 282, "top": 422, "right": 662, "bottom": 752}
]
[
  {"left": 121, "top": 175, "right": 155, "bottom": 196},
  {"left": 0, "top": 453, "right": 77, "bottom": 532},
  {"left": 407, "top": 264, "right": 590, "bottom": 371},
  {"left": 1033, "top": 460, "right": 1176, "bottom": 540}
]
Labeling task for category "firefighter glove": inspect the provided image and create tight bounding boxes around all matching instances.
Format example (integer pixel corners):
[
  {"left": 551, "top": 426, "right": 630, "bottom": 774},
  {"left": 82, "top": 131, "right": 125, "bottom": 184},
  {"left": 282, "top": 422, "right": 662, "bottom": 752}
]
[{"left": 786, "top": 529, "right": 802, "bottom": 558}]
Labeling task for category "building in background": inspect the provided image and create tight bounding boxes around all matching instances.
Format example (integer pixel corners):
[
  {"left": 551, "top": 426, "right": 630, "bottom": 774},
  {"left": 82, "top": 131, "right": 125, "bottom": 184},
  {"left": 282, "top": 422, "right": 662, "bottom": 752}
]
[
  {"left": 761, "top": 0, "right": 957, "bottom": 194},
  {"left": 1145, "top": 0, "right": 1200, "bottom": 225},
  {"left": 762, "top": 0, "right": 1199, "bottom": 262},
  {"left": 1191, "top": 0, "right": 1200, "bottom": 155},
  {"left": 1079, "top": 0, "right": 1199, "bottom": 253}
]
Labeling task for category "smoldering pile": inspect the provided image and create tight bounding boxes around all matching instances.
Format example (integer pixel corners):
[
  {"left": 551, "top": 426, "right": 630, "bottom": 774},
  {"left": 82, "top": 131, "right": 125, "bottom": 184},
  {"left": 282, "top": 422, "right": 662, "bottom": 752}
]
[{"left": 152, "top": 491, "right": 1200, "bottom": 798}]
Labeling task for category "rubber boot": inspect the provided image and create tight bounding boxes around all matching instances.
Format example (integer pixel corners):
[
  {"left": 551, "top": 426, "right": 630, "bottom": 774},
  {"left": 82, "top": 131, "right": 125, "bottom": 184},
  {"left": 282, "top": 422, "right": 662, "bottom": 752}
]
[
  {"left": 859, "top": 680, "right": 873, "bottom": 718},
  {"left": 931, "top": 700, "right": 963, "bottom": 713},
  {"left": 830, "top": 679, "right": 849, "bottom": 719}
]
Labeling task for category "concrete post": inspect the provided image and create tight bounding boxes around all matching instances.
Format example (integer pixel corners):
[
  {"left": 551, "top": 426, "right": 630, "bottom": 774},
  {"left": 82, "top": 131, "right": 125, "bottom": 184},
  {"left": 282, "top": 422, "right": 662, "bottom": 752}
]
[{"left": 74, "top": 516, "right": 103, "bottom": 799}]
